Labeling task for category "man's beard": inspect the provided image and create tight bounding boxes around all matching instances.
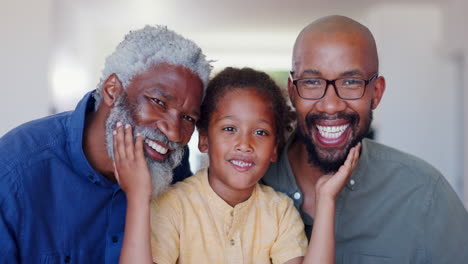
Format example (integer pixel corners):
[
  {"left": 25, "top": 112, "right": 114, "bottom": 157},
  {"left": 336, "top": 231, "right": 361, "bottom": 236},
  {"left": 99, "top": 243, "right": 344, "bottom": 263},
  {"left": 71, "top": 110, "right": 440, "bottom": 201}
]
[
  {"left": 298, "top": 110, "right": 372, "bottom": 174},
  {"left": 105, "top": 94, "right": 185, "bottom": 199}
]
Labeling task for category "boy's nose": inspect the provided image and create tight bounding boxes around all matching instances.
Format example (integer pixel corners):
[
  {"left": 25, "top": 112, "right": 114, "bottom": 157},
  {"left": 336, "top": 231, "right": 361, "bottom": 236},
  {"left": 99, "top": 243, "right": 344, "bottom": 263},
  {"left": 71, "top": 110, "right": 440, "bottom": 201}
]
[{"left": 235, "top": 133, "right": 253, "bottom": 153}]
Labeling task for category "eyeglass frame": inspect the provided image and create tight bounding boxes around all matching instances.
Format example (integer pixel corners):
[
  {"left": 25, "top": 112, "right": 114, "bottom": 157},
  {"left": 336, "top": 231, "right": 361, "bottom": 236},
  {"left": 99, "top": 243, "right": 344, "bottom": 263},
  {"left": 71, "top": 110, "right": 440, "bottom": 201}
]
[{"left": 289, "top": 72, "right": 379, "bottom": 100}]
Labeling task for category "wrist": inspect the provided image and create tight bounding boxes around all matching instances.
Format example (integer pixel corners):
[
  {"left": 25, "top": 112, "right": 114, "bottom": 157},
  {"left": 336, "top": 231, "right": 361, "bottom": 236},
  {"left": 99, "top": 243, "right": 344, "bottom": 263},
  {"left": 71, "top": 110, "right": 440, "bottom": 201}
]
[
  {"left": 315, "top": 191, "right": 337, "bottom": 201},
  {"left": 126, "top": 191, "right": 152, "bottom": 205},
  {"left": 315, "top": 196, "right": 336, "bottom": 209}
]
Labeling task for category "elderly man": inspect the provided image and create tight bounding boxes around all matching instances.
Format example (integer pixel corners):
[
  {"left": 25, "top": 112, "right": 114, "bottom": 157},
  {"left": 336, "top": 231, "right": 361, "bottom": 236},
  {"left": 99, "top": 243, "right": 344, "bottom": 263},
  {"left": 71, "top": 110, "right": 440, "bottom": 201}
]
[
  {"left": 262, "top": 15, "right": 468, "bottom": 263},
  {"left": 0, "top": 26, "right": 211, "bottom": 263}
]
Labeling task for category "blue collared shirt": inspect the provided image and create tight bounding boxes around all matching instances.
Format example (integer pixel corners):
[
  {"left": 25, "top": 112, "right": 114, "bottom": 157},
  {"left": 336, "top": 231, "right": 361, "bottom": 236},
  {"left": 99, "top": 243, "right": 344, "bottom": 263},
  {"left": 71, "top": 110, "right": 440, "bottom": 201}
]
[{"left": 0, "top": 91, "right": 192, "bottom": 263}]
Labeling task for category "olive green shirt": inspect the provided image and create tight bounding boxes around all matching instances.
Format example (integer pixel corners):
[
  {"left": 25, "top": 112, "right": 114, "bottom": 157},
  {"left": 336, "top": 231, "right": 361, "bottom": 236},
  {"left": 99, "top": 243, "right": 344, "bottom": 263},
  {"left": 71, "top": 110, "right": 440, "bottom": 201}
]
[{"left": 262, "top": 137, "right": 468, "bottom": 264}]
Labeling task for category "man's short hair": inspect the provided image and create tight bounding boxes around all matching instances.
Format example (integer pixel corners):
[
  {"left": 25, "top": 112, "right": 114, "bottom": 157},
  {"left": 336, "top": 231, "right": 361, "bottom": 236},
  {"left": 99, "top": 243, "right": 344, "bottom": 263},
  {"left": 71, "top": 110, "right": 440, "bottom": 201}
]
[{"left": 94, "top": 25, "right": 212, "bottom": 109}]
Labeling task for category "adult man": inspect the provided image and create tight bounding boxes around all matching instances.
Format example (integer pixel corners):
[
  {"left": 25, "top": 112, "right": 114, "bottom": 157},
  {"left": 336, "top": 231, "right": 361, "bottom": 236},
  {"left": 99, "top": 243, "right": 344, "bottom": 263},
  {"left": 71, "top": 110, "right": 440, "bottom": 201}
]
[
  {"left": 262, "top": 15, "right": 468, "bottom": 263},
  {"left": 0, "top": 26, "right": 211, "bottom": 263}
]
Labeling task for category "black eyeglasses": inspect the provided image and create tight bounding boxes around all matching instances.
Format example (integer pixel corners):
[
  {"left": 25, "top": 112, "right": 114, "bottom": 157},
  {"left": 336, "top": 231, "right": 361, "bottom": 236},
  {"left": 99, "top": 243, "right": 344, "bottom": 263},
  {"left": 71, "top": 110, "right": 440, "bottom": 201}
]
[{"left": 290, "top": 72, "right": 379, "bottom": 100}]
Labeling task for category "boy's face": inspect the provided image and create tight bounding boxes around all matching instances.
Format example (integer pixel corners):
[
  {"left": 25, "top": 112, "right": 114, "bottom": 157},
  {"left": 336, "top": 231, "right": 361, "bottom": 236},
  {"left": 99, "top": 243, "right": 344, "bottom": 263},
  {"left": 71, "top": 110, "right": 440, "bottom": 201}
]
[{"left": 199, "top": 88, "right": 278, "bottom": 195}]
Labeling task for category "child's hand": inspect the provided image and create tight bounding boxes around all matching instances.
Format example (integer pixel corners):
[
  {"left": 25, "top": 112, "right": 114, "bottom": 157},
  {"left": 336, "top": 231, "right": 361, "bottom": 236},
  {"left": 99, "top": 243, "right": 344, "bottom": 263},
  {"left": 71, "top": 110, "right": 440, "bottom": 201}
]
[
  {"left": 113, "top": 122, "right": 153, "bottom": 202},
  {"left": 315, "top": 142, "right": 361, "bottom": 201}
]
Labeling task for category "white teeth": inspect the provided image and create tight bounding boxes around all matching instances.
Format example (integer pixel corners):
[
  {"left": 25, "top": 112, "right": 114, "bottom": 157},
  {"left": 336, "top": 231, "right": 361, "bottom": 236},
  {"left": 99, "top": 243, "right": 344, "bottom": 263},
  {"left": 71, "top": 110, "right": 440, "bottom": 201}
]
[
  {"left": 144, "top": 139, "right": 168, "bottom": 154},
  {"left": 316, "top": 124, "right": 349, "bottom": 139},
  {"left": 230, "top": 160, "right": 253, "bottom": 168}
]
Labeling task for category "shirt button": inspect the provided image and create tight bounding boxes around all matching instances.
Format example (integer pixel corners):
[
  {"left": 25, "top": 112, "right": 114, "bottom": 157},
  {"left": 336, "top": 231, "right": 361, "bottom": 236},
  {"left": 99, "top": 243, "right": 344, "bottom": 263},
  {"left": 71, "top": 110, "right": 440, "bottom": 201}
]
[
  {"left": 112, "top": 236, "right": 119, "bottom": 243},
  {"left": 230, "top": 239, "right": 235, "bottom": 246},
  {"left": 293, "top": 192, "right": 301, "bottom": 200},
  {"left": 230, "top": 211, "right": 233, "bottom": 216},
  {"left": 87, "top": 175, "right": 94, "bottom": 181},
  {"left": 350, "top": 179, "right": 356, "bottom": 186},
  {"left": 64, "top": 256, "right": 71, "bottom": 263}
]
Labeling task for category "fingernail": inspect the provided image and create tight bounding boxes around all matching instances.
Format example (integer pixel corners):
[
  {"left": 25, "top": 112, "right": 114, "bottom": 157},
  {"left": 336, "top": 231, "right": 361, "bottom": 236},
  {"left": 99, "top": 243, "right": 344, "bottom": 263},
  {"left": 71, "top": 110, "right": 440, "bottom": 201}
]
[
  {"left": 116, "top": 122, "right": 122, "bottom": 127},
  {"left": 125, "top": 124, "right": 131, "bottom": 129},
  {"left": 136, "top": 132, "right": 141, "bottom": 136},
  {"left": 113, "top": 130, "right": 117, "bottom": 135}
]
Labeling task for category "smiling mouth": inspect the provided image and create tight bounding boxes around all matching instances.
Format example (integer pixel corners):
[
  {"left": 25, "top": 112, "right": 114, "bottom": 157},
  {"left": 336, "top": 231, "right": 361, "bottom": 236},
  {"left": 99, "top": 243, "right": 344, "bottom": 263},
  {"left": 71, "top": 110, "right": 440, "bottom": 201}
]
[
  {"left": 316, "top": 124, "right": 349, "bottom": 139},
  {"left": 230, "top": 160, "right": 253, "bottom": 168},
  {"left": 144, "top": 138, "right": 168, "bottom": 155}
]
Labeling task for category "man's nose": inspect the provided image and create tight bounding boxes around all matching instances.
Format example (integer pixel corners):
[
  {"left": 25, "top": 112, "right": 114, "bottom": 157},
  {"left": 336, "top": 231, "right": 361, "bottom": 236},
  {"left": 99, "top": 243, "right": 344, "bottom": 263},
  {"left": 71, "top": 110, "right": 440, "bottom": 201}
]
[
  {"left": 316, "top": 83, "right": 347, "bottom": 114},
  {"left": 158, "top": 113, "right": 182, "bottom": 143}
]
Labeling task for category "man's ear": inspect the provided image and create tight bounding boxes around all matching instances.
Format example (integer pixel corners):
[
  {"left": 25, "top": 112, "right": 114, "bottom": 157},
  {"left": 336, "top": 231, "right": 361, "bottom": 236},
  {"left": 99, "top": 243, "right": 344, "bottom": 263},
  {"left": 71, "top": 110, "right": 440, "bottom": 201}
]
[
  {"left": 371, "top": 75, "right": 386, "bottom": 110},
  {"left": 287, "top": 77, "right": 297, "bottom": 108},
  {"left": 198, "top": 130, "right": 209, "bottom": 153},
  {"left": 102, "top": 74, "right": 124, "bottom": 107}
]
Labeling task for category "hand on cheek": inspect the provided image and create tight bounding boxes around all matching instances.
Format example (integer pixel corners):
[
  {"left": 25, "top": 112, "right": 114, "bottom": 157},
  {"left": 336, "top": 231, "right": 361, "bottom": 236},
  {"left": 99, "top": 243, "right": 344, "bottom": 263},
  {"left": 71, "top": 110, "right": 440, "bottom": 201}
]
[
  {"left": 112, "top": 122, "right": 153, "bottom": 202},
  {"left": 315, "top": 142, "right": 361, "bottom": 202}
]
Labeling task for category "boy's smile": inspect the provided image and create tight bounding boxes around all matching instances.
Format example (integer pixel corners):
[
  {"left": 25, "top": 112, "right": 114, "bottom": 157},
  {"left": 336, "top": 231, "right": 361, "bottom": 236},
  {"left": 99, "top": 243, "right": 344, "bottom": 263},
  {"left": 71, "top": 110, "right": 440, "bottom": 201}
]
[
  {"left": 199, "top": 88, "right": 278, "bottom": 205},
  {"left": 229, "top": 158, "right": 254, "bottom": 172}
]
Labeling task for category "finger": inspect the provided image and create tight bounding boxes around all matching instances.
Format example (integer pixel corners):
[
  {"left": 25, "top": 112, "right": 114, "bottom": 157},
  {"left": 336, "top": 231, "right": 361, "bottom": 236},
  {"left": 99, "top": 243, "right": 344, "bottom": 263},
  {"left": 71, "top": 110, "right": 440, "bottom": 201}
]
[
  {"left": 331, "top": 163, "right": 351, "bottom": 185},
  {"left": 328, "top": 165, "right": 352, "bottom": 192},
  {"left": 115, "top": 121, "right": 126, "bottom": 159},
  {"left": 344, "top": 144, "right": 356, "bottom": 170},
  {"left": 112, "top": 129, "right": 119, "bottom": 162},
  {"left": 134, "top": 133, "right": 145, "bottom": 160},
  {"left": 352, "top": 145, "right": 359, "bottom": 168},
  {"left": 124, "top": 124, "right": 135, "bottom": 160},
  {"left": 348, "top": 145, "right": 356, "bottom": 167},
  {"left": 338, "top": 161, "right": 350, "bottom": 178},
  {"left": 343, "top": 146, "right": 354, "bottom": 169},
  {"left": 112, "top": 122, "right": 123, "bottom": 161},
  {"left": 351, "top": 142, "right": 361, "bottom": 168},
  {"left": 113, "top": 161, "right": 121, "bottom": 184},
  {"left": 335, "top": 147, "right": 356, "bottom": 180}
]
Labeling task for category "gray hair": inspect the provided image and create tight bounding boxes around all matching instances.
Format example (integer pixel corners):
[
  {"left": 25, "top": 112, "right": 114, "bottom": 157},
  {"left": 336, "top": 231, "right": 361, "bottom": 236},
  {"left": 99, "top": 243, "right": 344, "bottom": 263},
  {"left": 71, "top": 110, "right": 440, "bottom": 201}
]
[{"left": 94, "top": 25, "right": 212, "bottom": 110}]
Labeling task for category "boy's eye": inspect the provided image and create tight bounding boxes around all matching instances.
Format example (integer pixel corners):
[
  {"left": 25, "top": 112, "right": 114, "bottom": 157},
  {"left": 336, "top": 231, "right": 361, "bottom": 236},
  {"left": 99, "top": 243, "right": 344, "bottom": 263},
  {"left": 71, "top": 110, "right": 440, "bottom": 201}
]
[
  {"left": 182, "top": 115, "right": 196, "bottom": 123},
  {"left": 152, "top": 98, "right": 166, "bottom": 108},
  {"left": 222, "top": 127, "right": 235, "bottom": 132},
  {"left": 255, "top": 130, "right": 269, "bottom": 136}
]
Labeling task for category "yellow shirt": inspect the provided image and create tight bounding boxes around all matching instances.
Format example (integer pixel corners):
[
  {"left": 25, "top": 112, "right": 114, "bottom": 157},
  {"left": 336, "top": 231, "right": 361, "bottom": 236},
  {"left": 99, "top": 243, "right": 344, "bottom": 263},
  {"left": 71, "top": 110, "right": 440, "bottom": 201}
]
[{"left": 150, "top": 168, "right": 307, "bottom": 264}]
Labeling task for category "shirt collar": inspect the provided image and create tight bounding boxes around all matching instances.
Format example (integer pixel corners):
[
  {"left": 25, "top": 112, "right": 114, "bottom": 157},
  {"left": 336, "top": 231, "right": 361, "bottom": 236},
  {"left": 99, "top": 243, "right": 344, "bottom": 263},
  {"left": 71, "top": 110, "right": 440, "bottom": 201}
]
[
  {"left": 198, "top": 168, "right": 256, "bottom": 216},
  {"left": 66, "top": 90, "right": 117, "bottom": 188}
]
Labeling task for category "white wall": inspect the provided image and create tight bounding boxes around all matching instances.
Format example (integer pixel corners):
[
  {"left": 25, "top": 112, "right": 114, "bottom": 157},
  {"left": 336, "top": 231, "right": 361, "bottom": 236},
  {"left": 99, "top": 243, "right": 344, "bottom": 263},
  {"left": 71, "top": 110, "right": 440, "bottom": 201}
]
[
  {"left": 365, "top": 4, "right": 463, "bottom": 200},
  {"left": 0, "top": 0, "right": 52, "bottom": 136},
  {"left": 442, "top": 0, "right": 468, "bottom": 207}
]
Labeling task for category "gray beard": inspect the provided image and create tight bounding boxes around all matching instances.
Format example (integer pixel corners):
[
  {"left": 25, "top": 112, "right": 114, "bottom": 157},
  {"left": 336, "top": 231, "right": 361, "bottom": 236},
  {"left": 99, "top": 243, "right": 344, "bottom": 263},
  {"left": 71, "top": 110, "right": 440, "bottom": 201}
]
[{"left": 105, "top": 94, "right": 185, "bottom": 199}]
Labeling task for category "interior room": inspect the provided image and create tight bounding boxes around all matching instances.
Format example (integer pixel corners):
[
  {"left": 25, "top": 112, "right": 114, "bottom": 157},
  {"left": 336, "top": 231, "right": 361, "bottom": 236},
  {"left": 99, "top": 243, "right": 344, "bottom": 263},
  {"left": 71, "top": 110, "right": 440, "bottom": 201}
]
[{"left": 1, "top": 0, "right": 467, "bottom": 208}]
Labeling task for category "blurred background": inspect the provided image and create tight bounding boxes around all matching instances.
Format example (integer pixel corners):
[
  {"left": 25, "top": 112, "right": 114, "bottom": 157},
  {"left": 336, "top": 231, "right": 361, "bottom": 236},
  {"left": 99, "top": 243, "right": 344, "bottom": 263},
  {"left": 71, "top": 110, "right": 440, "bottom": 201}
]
[{"left": 1, "top": 0, "right": 467, "bottom": 208}]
